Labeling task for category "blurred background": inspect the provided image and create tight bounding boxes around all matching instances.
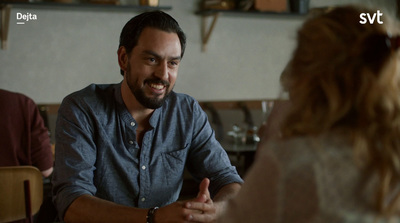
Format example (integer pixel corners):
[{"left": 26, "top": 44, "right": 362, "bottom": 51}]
[
  {"left": 0, "top": 0, "right": 396, "bottom": 104},
  {"left": 0, "top": 0, "right": 398, "bottom": 177}
]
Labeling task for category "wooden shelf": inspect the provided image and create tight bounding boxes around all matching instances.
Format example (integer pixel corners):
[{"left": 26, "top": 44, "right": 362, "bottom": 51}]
[
  {"left": 0, "top": 2, "right": 172, "bottom": 49},
  {"left": 196, "top": 9, "right": 306, "bottom": 17},
  {"left": 196, "top": 9, "right": 306, "bottom": 52},
  {"left": 1, "top": 2, "right": 172, "bottom": 11}
]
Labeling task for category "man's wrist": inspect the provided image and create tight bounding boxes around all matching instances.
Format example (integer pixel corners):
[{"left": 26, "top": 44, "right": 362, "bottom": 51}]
[
  {"left": 212, "top": 201, "right": 226, "bottom": 217},
  {"left": 146, "top": 207, "right": 159, "bottom": 223}
]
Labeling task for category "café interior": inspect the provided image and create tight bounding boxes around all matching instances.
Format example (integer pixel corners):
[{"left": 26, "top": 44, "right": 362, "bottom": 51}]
[{"left": 0, "top": 0, "right": 398, "bottom": 222}]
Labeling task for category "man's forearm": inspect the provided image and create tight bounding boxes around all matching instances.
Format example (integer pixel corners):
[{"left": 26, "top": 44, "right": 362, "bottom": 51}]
[
  {"left": 64, "top": 194, "right": 148, "bottom": 223},
  {"left": 213, "top": 183, "right": 242, "bottom": 215}
]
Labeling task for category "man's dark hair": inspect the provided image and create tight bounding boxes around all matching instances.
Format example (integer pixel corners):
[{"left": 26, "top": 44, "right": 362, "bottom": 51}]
[{"left": 118, "top": 11, "right": 186, "bottom": 75}]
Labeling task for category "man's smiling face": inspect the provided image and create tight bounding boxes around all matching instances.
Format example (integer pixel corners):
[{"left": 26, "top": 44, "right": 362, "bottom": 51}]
[{"left": 125, "top": 27, "right": 182, "bottom": 109}]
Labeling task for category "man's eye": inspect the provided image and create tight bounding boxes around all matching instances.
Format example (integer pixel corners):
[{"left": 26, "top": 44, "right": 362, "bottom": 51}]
[
  {"left": 148, "top": 58, "right": 156, "bottom": 63},
  {"left": 170, "top": 61, "right": 179, "bottom": 66}
]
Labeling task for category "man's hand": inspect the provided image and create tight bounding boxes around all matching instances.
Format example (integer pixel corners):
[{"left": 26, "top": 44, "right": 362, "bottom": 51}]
[
  {"left": 183, "top": 178, "right": 217, "bottom": 222},
  {"left": 153, "top": 201, "right": 196, "bottom": 223},
  {"left": 154, "top": 179, "right": 214, "bottom": 223},
  {"left": 185, "top": 178, "right": 241, "bottom": 222},
  {"left": 155, "top": 178, "right": 241, "bottom": 223}
]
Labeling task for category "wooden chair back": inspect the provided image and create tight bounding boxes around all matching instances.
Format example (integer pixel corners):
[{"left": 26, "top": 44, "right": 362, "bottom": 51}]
[{"left": 0, "top": 166, "right": 43, "bottom": 223}]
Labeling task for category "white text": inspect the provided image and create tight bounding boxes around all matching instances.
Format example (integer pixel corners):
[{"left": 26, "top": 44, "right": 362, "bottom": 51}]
[
  {"left": 16, "top": 12, "right": 37, "bottom": 22},
  {"left": 359, "top": 10, "right": 383, "bottom": 24}
]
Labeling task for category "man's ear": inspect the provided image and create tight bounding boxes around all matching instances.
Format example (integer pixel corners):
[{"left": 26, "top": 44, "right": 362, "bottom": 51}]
[{"left": 117, "top": 46, "right": 128, "bottom": 73}]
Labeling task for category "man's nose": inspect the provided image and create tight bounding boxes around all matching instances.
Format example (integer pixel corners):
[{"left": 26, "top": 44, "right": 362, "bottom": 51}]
[{"left": 154, "top": 61, "right": 168, "bottom": 80}]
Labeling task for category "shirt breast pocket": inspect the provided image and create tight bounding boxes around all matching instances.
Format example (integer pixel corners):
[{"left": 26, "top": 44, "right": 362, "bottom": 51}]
[{"left": 161, "top": 145, "right": 188, "bottom": 186}]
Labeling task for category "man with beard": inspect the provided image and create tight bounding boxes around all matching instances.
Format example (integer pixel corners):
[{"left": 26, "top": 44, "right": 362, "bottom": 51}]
[{"left": 52, "top": 11, "right": 243, "bottom": 223}]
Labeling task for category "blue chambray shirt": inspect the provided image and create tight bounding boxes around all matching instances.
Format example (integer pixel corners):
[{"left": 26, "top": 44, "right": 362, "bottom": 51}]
[{"left": 52, "top": 83, "right": 243, "bottom": 219}]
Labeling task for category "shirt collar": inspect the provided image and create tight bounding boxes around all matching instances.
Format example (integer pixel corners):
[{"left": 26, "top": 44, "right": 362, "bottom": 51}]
[
  {"left": 114, "top": 82, "right": 164, "bottom": 129},
  {"left": 114, "top": 82, "right": 124, "bottom": 106}
]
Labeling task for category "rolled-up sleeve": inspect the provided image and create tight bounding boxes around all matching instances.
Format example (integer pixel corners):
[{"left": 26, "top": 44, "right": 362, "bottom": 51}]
[
  {"left": 186, "top": 101, "right": 243, "bottom": 197},
  {"left": 52, "top": 96, "right": 97, "bottom": 220}
]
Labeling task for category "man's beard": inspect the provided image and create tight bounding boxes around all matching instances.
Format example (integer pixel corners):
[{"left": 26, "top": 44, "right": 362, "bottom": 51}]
[{"left": 126, "top": 66, "right": 172, "bottom": 109}]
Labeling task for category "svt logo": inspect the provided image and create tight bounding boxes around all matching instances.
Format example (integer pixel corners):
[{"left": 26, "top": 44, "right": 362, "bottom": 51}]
[{"left": 359, "top": 10, "right": 383, "bottom": 24}]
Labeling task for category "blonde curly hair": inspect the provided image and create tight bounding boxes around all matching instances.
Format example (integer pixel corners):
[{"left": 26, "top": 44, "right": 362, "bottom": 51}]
[{"left": 280, "top": 5, "right": 400, "bottom": 215}]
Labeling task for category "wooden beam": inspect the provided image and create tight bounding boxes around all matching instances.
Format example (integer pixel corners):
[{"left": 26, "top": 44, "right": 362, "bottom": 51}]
[
  {"left": 397, "top": 0, "right": 400, "bottom": 19},
  {"left": 199, "top": 100, "right": 277, "bottom": 110},
  {"left": 1, "top": 4, "right": 11, "bottom": 50},
  {"left": 201, "top": 12, "right": 219, "bottom": 52}
]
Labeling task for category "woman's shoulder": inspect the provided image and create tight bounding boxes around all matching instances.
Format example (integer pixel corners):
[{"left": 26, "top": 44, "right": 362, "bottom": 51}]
[{"left": 256, "top": 135, "right": 354, "bottom": 170}]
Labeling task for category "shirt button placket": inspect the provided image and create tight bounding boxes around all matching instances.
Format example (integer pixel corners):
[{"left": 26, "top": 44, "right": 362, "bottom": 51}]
[
  {"left": 139, "top": 165, "right": 147, "bottom": 206},
  {"left": 139, "top": 129, "right": 150, "bottom": 207},
  {"left": 128, "top": 121, "right": 136, "bottom": 147}
]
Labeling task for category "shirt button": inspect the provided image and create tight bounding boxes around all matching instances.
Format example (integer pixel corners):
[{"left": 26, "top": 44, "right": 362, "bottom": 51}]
[
  {"left": 130, "top": 122, "right": 135, "bottom": 127},
  {"left": 141, "top": 197, "right": 146, "bottom": 202},
  {"left": 128, "top": 140, "right": 134, "bottom": 145},
  {"left": 141, "top": 165, "right": 146, "bottom": 170}
]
